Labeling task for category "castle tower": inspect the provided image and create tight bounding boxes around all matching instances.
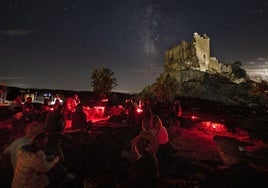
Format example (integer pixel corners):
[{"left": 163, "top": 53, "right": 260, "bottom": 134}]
[{"left": 193, "top": 32, "right": 210, "bottom": 72}]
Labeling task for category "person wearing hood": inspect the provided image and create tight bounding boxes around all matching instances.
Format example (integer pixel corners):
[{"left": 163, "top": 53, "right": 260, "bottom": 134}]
[
  {"left": 0, "top": 121, "right": 45, "bottom": 170},
  {"left": 12, "top": 131, "right": 60, "bottom": 188}
]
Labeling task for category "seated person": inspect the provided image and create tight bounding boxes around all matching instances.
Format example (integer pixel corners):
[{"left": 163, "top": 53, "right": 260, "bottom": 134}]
[
  {"left": 22, "top": 97, "right": 38, "bottom": 121},
  {"left": 151, "top": 115, "right": 174, "bottom": 168},
  {"left": 127, "top": 136, "right": 160, "bottom": 188},
  {"left": 45, "top": 105, "right": 66, "bottom": 151},
  {"left": 122, "top": 118, "right": 159, "bottom": 163},
  {"left": 12, "top": 131, "right": 60, "bottom": 188},
  {"left": 45, "top": 105, "right": 66, "bottom": 135},
  {"left": 71, "top": 103, "right": 92, "bottom": 132},
  {"left": 0, "top": 121, "right": 44, "bottom": 170},
  {"left": 9, "top": 95, "right": 23, "bottom": 111}
]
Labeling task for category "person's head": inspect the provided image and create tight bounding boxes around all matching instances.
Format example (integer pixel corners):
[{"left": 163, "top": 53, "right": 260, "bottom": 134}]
[
  {"left": 53, "top": 99, "right": 61, "bottom": 110},
  {"left": 30, "top": 131, "right": 49, "bottom": 151},
  {"left": 43, "top": 98, "right": 49, "bottom": 106},
  {"left": 135, "top": 137, "right": 150, "bottom": 156},
  {"left": 141, "top": 118, "right": 151, "bottom": 131},
  {"left": 55, "top": 98, "right": 60, "bottom": 105},
  {"left": 73, "top": 94, "right": 79, "bottom": 100},
  {"left": 24, "top": 121, "right": 45, "bottom": 138},
  {"left": 151, "top": 115, "right": 163, "bottom": 129},
  {"left": 54, "top": 103, "right": 63, "bottom": 112},
  {"left": 213, "top": 135, "right": 245, "bottom": 165},
  {"left": 26, "top": 96, "right": 32, "bottom": 103}
]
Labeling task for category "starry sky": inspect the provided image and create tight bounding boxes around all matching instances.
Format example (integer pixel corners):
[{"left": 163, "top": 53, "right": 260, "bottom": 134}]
[{"left": 0, "top": 0, "right": 268, "bottom": 93}]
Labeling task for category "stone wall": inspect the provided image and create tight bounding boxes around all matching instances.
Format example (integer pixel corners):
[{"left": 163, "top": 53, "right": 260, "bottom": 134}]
[
  {"left": 164, "top": 32, "right": 247, "bottom": 84},
  {"left": 193, "top": 32, "right": 210, "bottom": 71}
]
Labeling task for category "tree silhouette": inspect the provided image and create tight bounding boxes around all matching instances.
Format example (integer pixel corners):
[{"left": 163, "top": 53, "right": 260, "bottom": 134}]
[{"left": 91, "top": 67, "right": 117, "bottom": 100}]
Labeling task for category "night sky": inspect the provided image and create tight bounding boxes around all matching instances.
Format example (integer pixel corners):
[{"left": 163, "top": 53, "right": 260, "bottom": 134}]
[{"left": 1, "top": 0, "right": 267, "bottom": 93}]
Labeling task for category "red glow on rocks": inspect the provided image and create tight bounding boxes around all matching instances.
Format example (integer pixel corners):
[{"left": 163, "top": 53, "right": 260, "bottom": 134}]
[{"left": 199, "top": 121, "right": 227, "bottom": 133}]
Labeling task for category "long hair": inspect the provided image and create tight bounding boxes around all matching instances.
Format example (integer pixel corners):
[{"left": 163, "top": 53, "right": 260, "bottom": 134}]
[{"left": 151, "top": 115, "right": 163, "bottom": 130}]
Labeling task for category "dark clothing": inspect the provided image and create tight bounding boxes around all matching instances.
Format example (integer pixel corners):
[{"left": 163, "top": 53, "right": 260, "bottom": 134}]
[
  {"left": 141, "top": 104, "right": 152, "bottom": 120},
  {"left": 200, "top": 161, "right": 268, "bottom": 188},
  {"left": 128, "top": 153, "right": 160, "bottom": 188},
  {"left": 127, "top": 104, "right": 138, "bottom": 126},
  {"left": 45, "top": 110, "right": 66, "bottom": 153},
  {"left": 22, "top": 102, "right": 37, "bottom": 121},
  {"left": 45, "top": 110, "right": 66, "bottom": 134},
  {"left": 71, "top": 111, "right": 87, "bottom": 130}
]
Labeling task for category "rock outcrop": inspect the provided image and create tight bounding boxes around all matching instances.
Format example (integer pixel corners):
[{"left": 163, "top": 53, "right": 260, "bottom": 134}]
[
  {"left": 164, "top": 32, "right": 249, "bottom": 84},
  {"left": 162, "top": 33, "right": 266, "bottom": 109}
]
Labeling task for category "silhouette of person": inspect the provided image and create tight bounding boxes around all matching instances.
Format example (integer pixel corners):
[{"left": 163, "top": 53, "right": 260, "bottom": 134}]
[
  {"left": 151, "top": 115, "right": 174, "bottom": 171},
  {"left": 127, "top": 136, "right": 160, "bottom": 188},
  {"left": 71, "top": 103, "right": 92, "bottom": 132},
  {"left": 22, "top": 96, "right": 38, "bottom": 122},
  {"left": 121, "top": 118, "right": 159, "bottom": 163},
  {"left": 63, "top": 94, "right": 79, "bottom": 120},
  {"left": 45, "top": 104, "right": 66, "bottom": 154}
]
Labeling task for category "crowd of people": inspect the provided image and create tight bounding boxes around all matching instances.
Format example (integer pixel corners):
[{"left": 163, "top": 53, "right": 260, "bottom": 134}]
[
  {"left": 0, "top": 93, "right": 86, "bottom": 187},
  {"left": 1, "top": 94, "right": 268, "bottom": 188}
]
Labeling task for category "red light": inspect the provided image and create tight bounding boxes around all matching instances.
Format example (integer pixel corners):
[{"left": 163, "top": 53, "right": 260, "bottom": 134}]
[
  {"left": 200, "top": 121, "right": 227, "bottom": 133},
  {"left": 136, "top": 107, "right": 143, "bottom": 113},
  {"left": 101, "top": 98, "right": 108, "bottom": 102},
  {"left": 191, "top": 115, "right": 198, "bottom": 120}
]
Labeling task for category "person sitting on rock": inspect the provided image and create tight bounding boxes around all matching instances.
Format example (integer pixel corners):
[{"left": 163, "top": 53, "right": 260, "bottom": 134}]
[
  {"left": 71, "top": 103, "right": 92, "bottom": 133},
  {"left": 45, "top": 104, "right": 66, "bottom": 153},
  {"left": 121, "top": 117, "right": 159, "bottom": 163},
  {"left": 151, "top": 115, "right": 174, "bottom": 170},
  {"left": 127, "top": 136, "right": 160, "bottom": 188},
  {"left": 22, "top": 96, "right": 38, "bottom": 122}
]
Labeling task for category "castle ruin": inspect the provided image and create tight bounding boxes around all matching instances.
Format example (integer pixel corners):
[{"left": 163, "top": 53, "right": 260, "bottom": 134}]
[{"left": 164, "top": 32, "right": 235, "bottom": 78}]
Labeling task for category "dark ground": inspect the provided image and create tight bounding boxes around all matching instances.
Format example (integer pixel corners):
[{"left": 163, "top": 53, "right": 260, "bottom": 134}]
[{"left": 1, "top": 98, "right": 268, "bottom": 188}]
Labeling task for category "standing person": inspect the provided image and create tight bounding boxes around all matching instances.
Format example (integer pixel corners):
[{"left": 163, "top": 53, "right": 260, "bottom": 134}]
[
  {"left": 141, "top": 100, "right": 153, "bottom": 120},
  {"left": 169, "top": 99, "right": 182, "bottom": 127},
  {"left": 63, "top": 94, "right": 79, "bottom": 120},
  {"left": 0, "top": 121, "right": 44, "bottom": 170},
  {"left": 136, "top": 100, "right": 153, "bottom": 131},
  {"left": 127, "top": 98, "right": 138, "bottom": 126},
  {"left": 73, "top": 93, "right": 80, "bottom": 106},
  {"left": 200, "top": 135, "right": 268, "bottom": 188},
  {"left": 12, "top": 131, "right": 60, "bottom": 188}
]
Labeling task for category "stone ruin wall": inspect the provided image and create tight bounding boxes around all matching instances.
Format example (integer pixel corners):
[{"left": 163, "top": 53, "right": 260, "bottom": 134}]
[
  {"left": 193, "top": 33, "right": 210, "bottom": 71},
  {"left": 164, "top": 32, "right": 234, "bottom": 77},
  {"left": 164, "top": 40, "right": 199, "bottom": 71}
]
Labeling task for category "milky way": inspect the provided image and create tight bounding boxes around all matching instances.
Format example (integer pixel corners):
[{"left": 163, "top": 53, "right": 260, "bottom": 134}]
[{"left": 0, "top": 0, "right": 267, "bottom": 93}]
